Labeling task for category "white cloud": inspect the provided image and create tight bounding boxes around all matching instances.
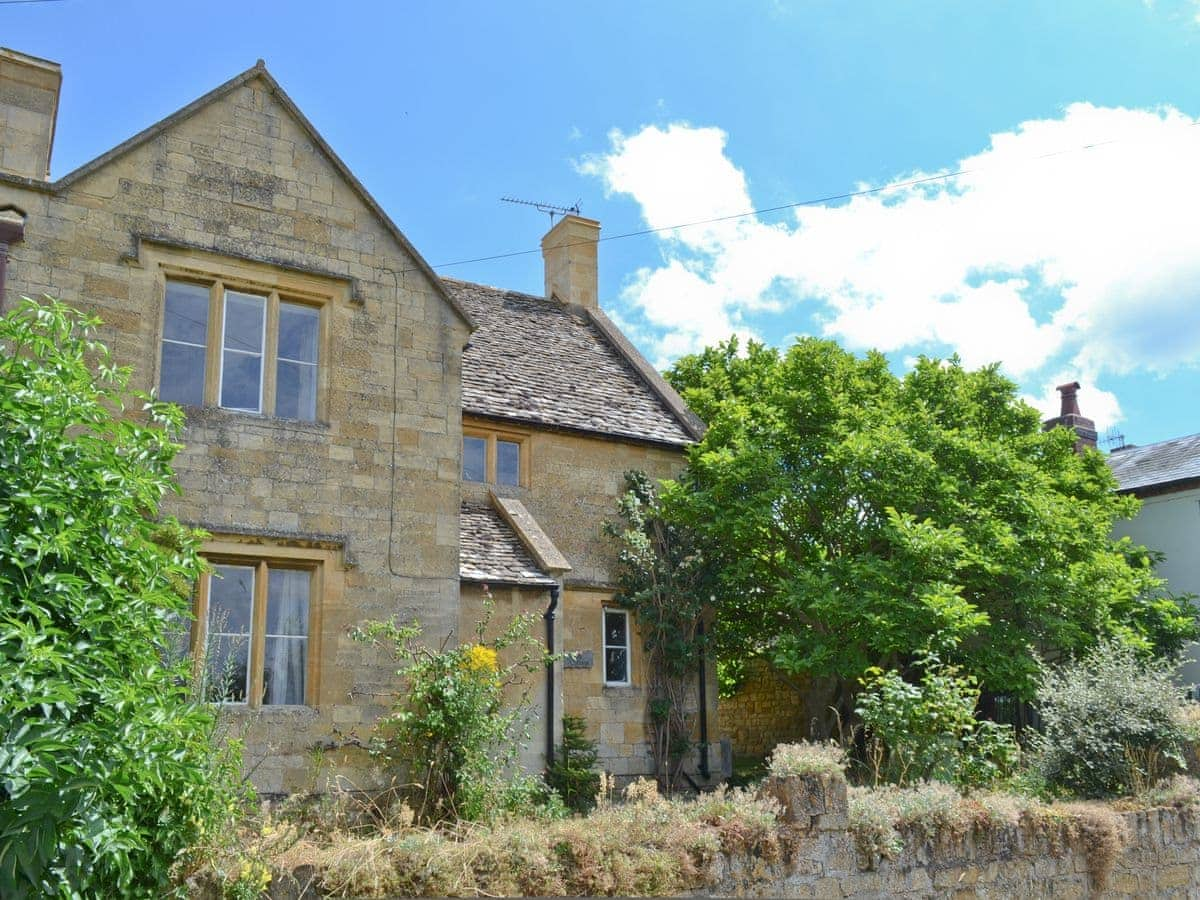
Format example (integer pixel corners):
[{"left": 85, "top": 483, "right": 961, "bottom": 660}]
[{"left": 581, "top": 105, "right": 1200, "bottom": 427}]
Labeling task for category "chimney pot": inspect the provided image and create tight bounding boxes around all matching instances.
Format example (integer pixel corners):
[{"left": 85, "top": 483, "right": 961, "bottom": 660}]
[
  {"left": 541, "top": 214, "right": 600, "bottom": 309},
  {"left": 1044, "top": 380, "right": 1097, "bottom": 451},
  {"left": 1056, "top": 381, "right": 1081, "bottom": 417}
]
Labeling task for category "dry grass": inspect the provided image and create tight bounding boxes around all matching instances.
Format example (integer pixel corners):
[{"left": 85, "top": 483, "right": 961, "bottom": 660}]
[
  {"left": 190, "top": 773, "right": 1200, "bottom": 897},
  {"left": 194, "top": 779, "right": 784, "bottom": 898},
  {"left": 767, "top": 741, "right": 847, "bottom": 779},
  {"left": 847, "top": 780, "right": 1132, "bottom": 887}
]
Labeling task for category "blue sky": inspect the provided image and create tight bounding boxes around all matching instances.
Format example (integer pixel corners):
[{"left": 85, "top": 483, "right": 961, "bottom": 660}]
[{"left": 7, "top": 0, "right": 1200, "bottom": 445}]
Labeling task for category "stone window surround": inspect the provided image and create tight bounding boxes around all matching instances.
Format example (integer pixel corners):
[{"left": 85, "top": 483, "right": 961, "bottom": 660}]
[
  {"left": 462, "top": 420, "right": 531, "bottom": 487},
  {"left": 602, "top": 607, "right": 632, "bottom": 687},
  {"left": 190, "top": 537, "right": 337, "bottom": 709},
  {"left": 141, "top": 243, "right": 349, "bottom": 423}
]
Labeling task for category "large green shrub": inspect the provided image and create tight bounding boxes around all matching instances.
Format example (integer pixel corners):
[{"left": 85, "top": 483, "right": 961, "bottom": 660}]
[
  {"left": 1033, "top": 641, "right": 1193, "bottom": 797},
  {"left": 0, "top": 299, "right": 244, "bottom": 898},
  {"left": 855, "top": 653, "right": 1018, "bottom": 788}
]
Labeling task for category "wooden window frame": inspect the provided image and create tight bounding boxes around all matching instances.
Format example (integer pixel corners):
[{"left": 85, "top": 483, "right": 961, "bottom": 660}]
[
  {"left": 190, "top": 542, "right": 328, "bottom": 708},
  {"left": 461, "top": 422, "right": 531, "bottom": 487},
  {"left": 602, "top": 607, "right": 632, "bottom": 687},
  {"left": 147, "top": 245, "right": 344, "bottom": 422}
]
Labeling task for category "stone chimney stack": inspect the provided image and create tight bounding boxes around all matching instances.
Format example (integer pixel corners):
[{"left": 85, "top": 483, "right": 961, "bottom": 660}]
[
  {"left": 1043, "top": 381, "right": 1098, "bottom": 451},
  {"left": 541, "top": 214, "right": 600, "bottom": 309},
  {"left": 0, "top": 48, "right": 62, "bottom": 181}
]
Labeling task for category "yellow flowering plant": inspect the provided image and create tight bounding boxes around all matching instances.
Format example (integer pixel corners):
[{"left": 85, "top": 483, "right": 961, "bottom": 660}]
[{"left": 354, "top": 600, "right": 560, "bottom": 823}]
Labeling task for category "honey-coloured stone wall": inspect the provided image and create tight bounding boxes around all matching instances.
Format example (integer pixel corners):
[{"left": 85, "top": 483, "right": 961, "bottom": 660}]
[{"left": 0, "top": 71, "right": 469, "bottom": 794}]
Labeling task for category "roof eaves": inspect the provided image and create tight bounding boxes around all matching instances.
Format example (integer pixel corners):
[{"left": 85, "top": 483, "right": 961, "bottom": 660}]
[
  {"left": 46, "top": 60, "right": 476, "bottom": 332},
  {"left": 585, "top": 306, "right": 706, "bottom": 441}
]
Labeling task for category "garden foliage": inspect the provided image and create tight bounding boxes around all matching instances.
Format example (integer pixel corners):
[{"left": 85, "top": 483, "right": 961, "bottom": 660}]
[
  {"left": 356, "top": 602, "right": 560, "bottom": 823},
  {"left": 546, "top": 714, "right": 601, "bottom": 813},
  {"left": 607, "top": 471, "right": 711, "bottom": 791},
  {"left": 1033, "top": 641, "right": 1196, "bottom": 797},
  {"left": 664, "top": 338, "right": 1196, "bottom": 717},
  {"left": 0, "top": 299, "right": 242, "bottom": 898},
  {"left": 855, "top": 653, "right": 1019, "bottom": 787}
]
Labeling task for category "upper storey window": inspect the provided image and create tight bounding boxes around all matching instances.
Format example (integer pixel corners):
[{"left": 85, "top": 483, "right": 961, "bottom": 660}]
[
  {"left": 462, "top": 425, "right": 527, "bottom": 486},
  {"left": 157, "top": 262, "right": 328, "bottom": 421}
]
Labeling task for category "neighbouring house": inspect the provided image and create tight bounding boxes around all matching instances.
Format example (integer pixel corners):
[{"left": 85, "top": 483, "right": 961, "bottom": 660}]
[
  {"left": 1108, "top": 431, "right": 1200, "bottom": 692},
  {"left": 0, "top": 47, "right": 717, "bottom": 793}
]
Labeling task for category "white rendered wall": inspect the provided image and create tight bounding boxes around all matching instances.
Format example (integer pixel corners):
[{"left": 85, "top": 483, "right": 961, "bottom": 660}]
[{"left": 1112, "top": 486, "right": 1200, "bottom": 689}]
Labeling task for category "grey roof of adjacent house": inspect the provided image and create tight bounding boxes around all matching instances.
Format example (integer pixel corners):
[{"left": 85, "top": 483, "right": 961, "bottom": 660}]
[
  {"left": 459, "top": 502, "right": 557, "bottom": 587},
  {"left": 444, "top": 278, "right": 702, "bottom": 447},
  {"left": 1107, "top": 432, "right": 1200, "bottom": 494}
]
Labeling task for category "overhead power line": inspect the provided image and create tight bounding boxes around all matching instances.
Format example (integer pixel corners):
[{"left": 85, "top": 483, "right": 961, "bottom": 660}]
[{"left": 429, "top": 122, "right": 1200, "bottom": 273}]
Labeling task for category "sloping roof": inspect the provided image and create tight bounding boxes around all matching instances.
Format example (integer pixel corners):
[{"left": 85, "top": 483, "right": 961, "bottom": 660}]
[
  {"left": 0, "top": 59, "right": 474, "bottom": 331},
  {"left": 1107, "top": 432, "right": 1200, "bottom": 493},
  {"left": 459, "top": 502, "right": 557, "bottom": 587},
  {"left": 445, "top": 279, "right": 702, "bottom": 447}
]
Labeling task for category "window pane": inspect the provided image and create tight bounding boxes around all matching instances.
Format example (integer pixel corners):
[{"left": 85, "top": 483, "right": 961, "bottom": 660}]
[
  {"left": 205, "top": 565, "right": 253, "bottom": 703},
  {"left": 209, "top": 565, "right": 254, "bottom": 635},
  {"left": 497, "top": 440, "right": 520, "bottom": 486},
  {"left": 220, "top": 350, "right": 263, "bottom": 412},
  {"left": 267, "top": 569, "right": 310, "bottom": 636},
  {"left": 278, "top": 302, "right": 319, "bottom": 363},
  {"left": 163, "top": 280, "right": 209, "bottom": 344},
  {"left": 205, "top": 634, "right": 250, "bottom": 703},
  {"left": 160, "top": 342, "right": 206, "bottom": 406},
  {"left": 605, "top": 648, "right": 628, "bottom": 684},
  {"left": 263, "top": 637, "right": 307, "bottom": 705},
  {"left": 463, "top": 436, "right": 486, "bottom": 482},
  {"left": 604, "top": 610, "right": 627, "bottom": 647},
  {"left": 222, "top": 291, "right": 265, "bottom": 353},
  {"left": 276, "top": 360, "right": 317, "bottom": 420},
  {"left": 262, "top": 569, "right": 309, "bottom": 705}
]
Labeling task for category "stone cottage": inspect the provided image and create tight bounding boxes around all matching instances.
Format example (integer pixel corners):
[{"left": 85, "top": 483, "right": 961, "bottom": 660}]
[{"left": 0, "top": 47, "right": 717, "bottom": 793}]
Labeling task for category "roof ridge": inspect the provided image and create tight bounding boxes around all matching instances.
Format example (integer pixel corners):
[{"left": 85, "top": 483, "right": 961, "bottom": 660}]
[{"left": 40, "top": 60, "right": 475, "bottom": 331}]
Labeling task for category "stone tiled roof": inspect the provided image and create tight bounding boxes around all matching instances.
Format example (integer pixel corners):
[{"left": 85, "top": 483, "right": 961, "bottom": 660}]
[
  {"left": 1107, "top": 432, "right": 1200, "bottom": 494},
  {"left": 445, "top": 278, "right": 698, "bottom": 447},
  {"left": 459, "top": 502, "right": 557, "bottom": 587}
]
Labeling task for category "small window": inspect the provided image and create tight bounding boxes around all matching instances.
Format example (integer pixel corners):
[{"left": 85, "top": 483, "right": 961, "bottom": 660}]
[
  {"left": 463, "top": 436, "right": 487, "bottom": 482},
  {"left": 158, "top": 275, "right": 326, "bottom": 421},
  {"left": 194, "top": 559, "right": 315, "bottom": 707},
  {"left": 462, "top": 427, "right": 527, "bottom": 486},
  {"left": 603, "top": 609, "right": 630, "bottom": 686},
  {"left": 496, "top": 440, "right": 521, "bottom": 486}
]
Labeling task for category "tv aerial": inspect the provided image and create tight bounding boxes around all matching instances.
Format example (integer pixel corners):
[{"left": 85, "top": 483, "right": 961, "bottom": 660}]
[{"left": 501, "top": 196, "right": 581, "bottom": 226}]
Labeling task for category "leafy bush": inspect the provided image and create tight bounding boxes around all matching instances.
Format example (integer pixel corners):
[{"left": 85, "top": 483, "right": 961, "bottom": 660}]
[
  {"left": 767, "top": 741, "right": 846, "bottom": 779},
  {"left": 546, "top": 714, "right": 601, "bottom": 813},
  {"left": 0, "top": 299, "right": 244, "bottom": 898},
  {"left": 855, "top": 653, "right": 1019, "bottom": 787},
  {"left": 1033, "top": 640, "right": 1193, "bottom": 798},
  {"left": 355, "top": 602, "right": 559, "bottom": 823}
]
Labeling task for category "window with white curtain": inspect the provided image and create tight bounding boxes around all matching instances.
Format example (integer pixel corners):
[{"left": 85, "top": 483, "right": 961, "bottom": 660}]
[
  {"left": 158, "top": 276, "right": 325, "bottom": 421},
  {"left": 193, "top": 560, "right": 314, "bottom": 707}
]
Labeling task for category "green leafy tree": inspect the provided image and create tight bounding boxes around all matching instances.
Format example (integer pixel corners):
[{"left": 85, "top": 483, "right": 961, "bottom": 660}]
[
  {"left": 0, "top": 299, "right": 242, "bottom": 898},
  {"left": 664, "top": 337, "right": 1195, "bottom": 726}
]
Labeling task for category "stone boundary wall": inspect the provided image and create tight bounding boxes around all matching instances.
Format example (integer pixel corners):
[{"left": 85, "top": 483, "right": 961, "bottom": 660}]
[
  {"left": 702, "top": 774, "right": 1200, "bottom": 898},
  {"left": 720, "top": 659, "right": 812, "bottom": 758},
  {"left": 249, "top": 772, "right": 1200, "bottom": 898}
]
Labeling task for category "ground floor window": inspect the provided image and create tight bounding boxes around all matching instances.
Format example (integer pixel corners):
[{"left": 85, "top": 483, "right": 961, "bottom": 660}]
[
  {"left": 192, "top": 557, "right": 317, "bottom": 706},
  {"left": 603, "top": 608, "right": 631, "bottom": 686}
]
